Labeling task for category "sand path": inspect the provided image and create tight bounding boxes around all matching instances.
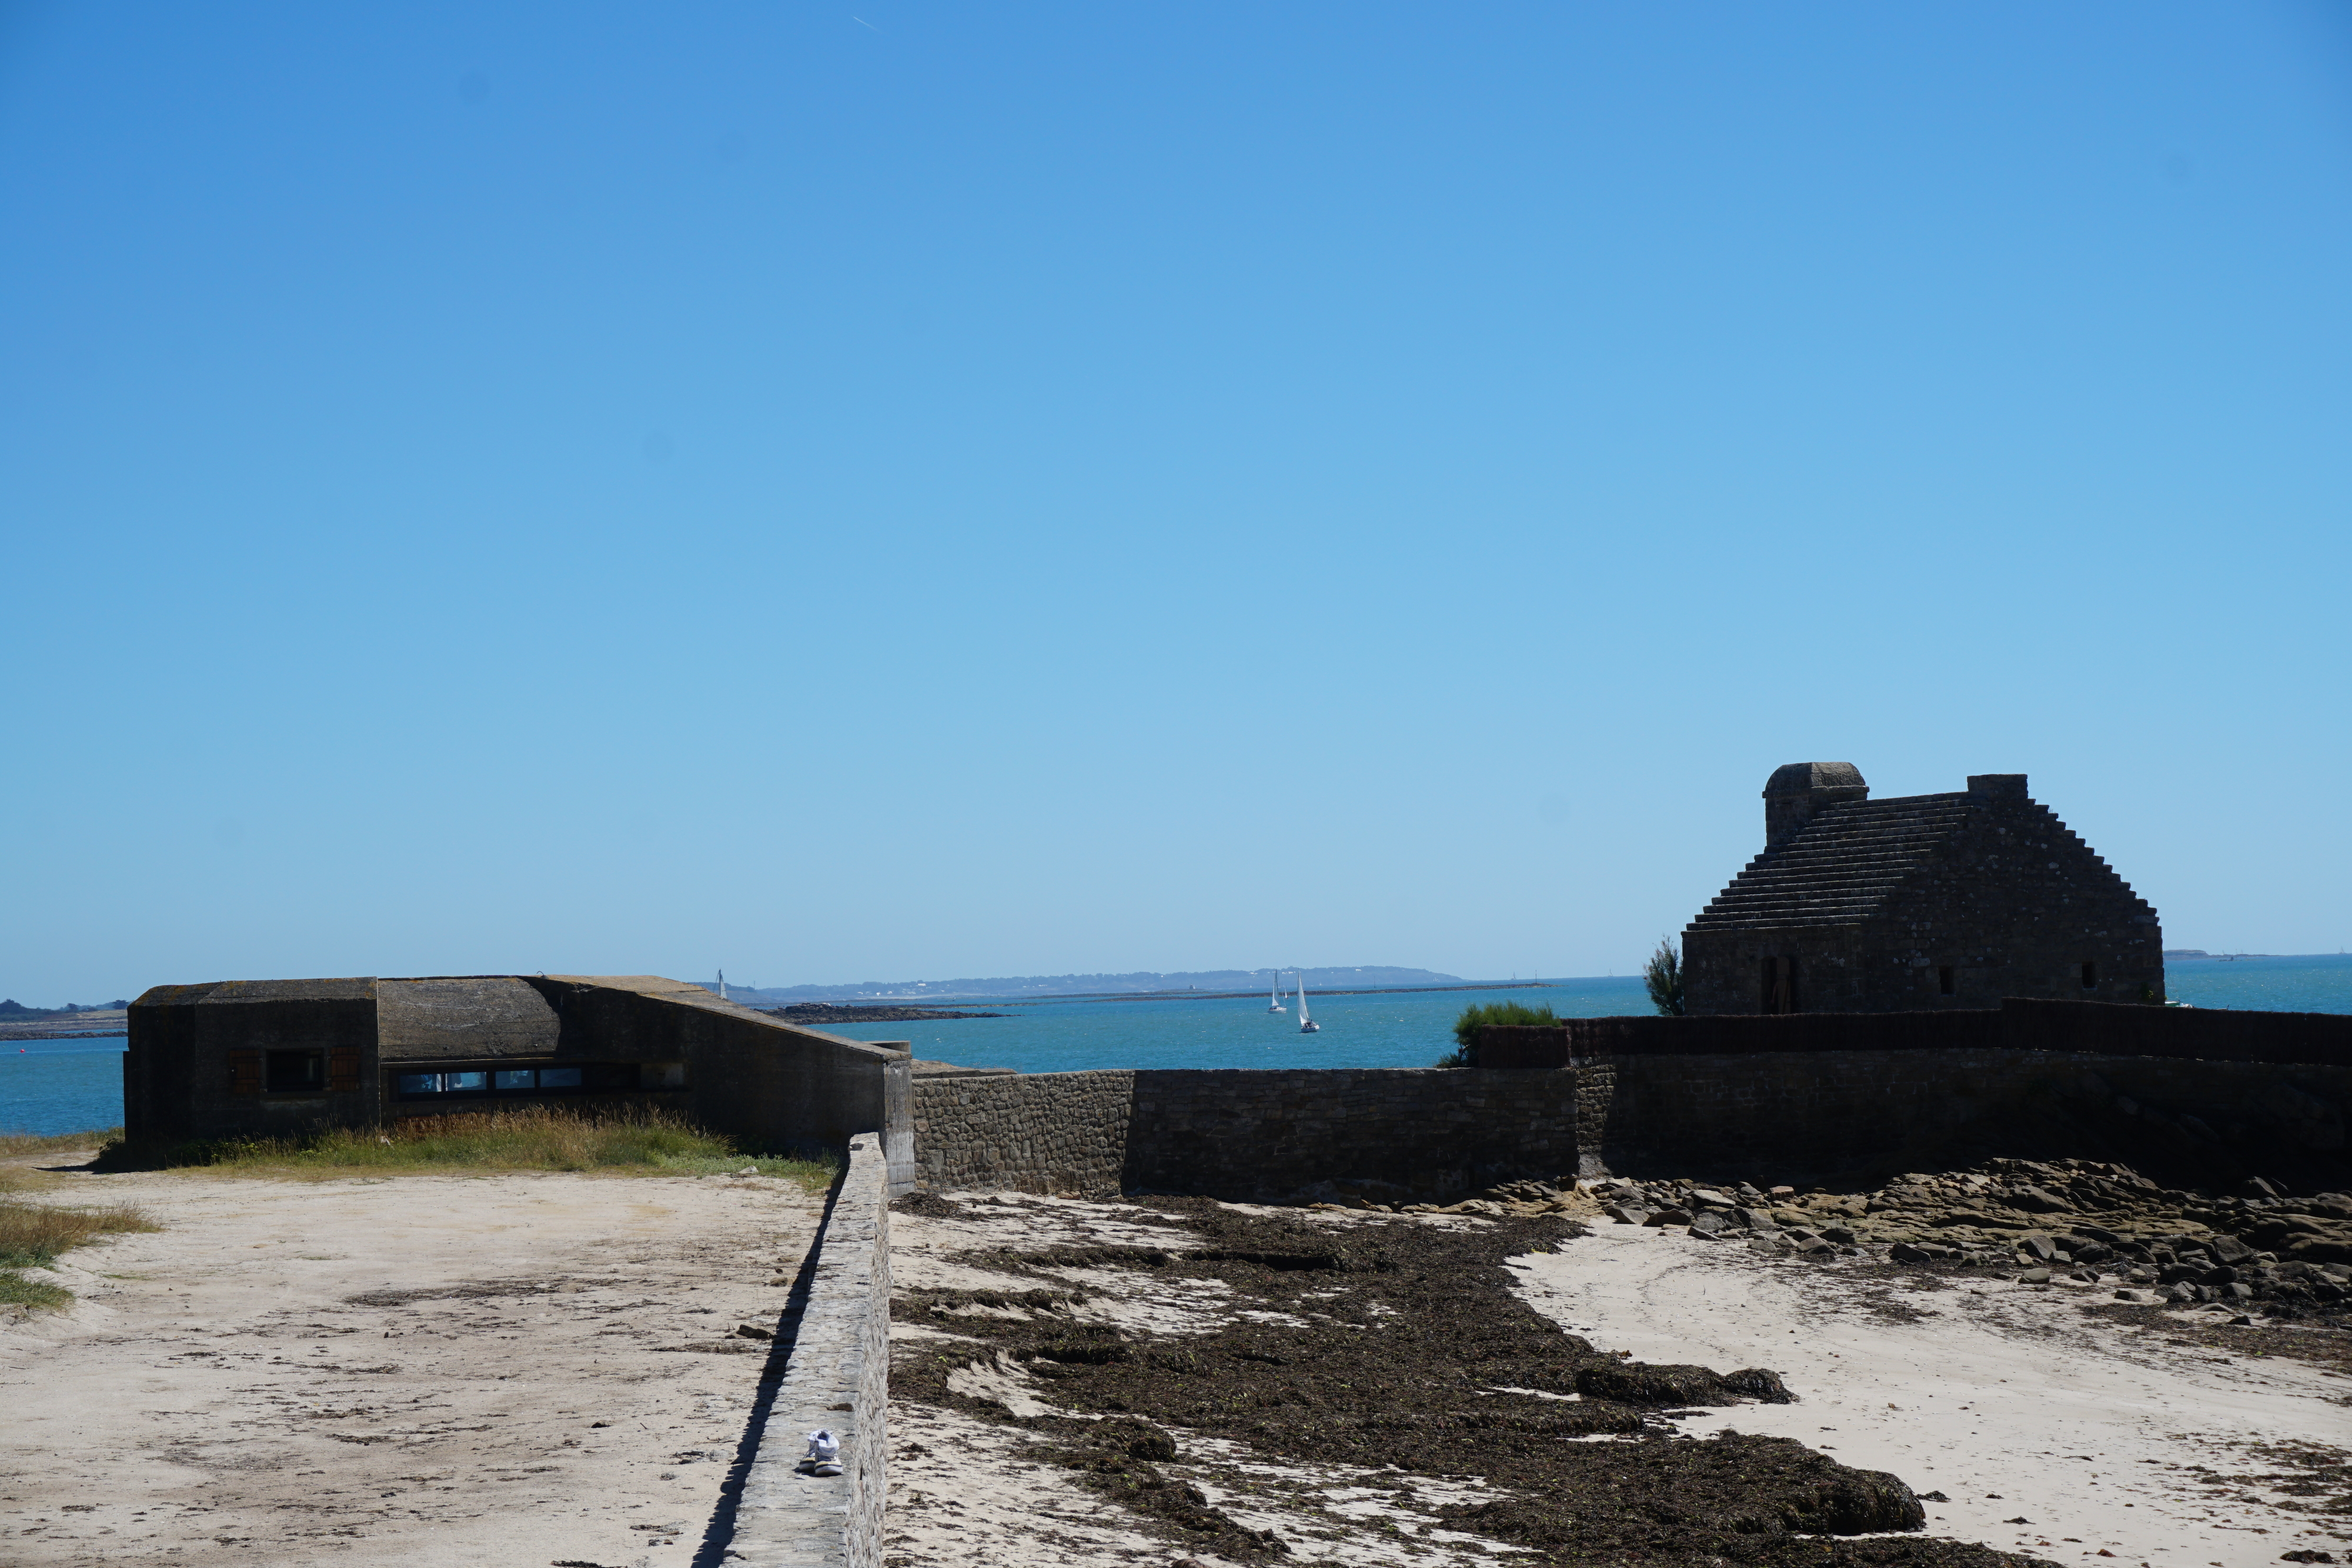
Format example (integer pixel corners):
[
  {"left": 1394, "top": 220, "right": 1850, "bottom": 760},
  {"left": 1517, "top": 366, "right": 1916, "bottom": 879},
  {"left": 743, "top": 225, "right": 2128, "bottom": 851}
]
[
  {"left": 0, "top": 1159, "right": 823, "bottom": 1567},
  {"left": 1514, "top": 1223, "right": 2352, "bottom": 1568}
]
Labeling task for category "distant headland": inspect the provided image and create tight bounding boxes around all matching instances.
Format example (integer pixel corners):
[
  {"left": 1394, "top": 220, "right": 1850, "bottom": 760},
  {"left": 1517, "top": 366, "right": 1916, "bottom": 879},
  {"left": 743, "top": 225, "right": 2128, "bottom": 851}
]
[{"left": 703, "top": 965, "right": 1466, "bottom": 1004}]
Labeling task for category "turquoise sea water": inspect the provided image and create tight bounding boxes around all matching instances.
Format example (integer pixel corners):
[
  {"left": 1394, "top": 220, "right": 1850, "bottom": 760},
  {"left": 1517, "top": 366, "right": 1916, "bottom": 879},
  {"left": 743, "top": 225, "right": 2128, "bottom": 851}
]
[
  {"left": 821, "top": 978, "right": 1649, "bottom": 1071},
  {"left": 6, "top": 955, "right": 2347, "bottom": 1138},
  {"left": 1, "top": 1037, "right": 129, "bottom": 1139}
]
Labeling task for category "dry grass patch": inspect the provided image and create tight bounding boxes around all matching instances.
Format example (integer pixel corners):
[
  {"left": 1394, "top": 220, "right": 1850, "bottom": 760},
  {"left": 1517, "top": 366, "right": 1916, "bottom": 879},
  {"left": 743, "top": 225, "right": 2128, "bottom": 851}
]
[
  {"left": 104, "top": 1104, "right": 840, "bottom": 1192},
  {"left": 0, "top": 1126, "right": 121, "bottom": 1158},
  {"left": 0, "top": 1192, "right": 158, "bottom": 1314},
  {"left": 0, "top": 1198, "right": 157, "bottom": 1268}
]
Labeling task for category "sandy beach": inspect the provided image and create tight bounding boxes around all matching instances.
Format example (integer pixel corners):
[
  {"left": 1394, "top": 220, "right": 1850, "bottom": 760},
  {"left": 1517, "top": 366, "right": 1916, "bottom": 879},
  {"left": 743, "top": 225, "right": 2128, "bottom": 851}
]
[
  {"left": 0, "top": 1153, "right": 823, "bottom": 1567},
  {"left": 882, "top": 1188, "right": 2352, "bottom": 1567},
  {"left": 1514, "top": 1222, "right": 2352, "bottom": 1568},
  {"left": 8, "top": 1157, "right": 2348, "bottom": 1567}
]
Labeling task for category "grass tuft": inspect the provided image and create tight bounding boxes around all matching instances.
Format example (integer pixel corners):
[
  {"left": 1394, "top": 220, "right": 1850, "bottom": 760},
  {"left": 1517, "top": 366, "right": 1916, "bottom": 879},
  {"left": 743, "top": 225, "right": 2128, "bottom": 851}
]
[
  {"left": 0, "top": 1195, "right": 158, "bottom": 1315},
  {"left": 101, "top": 1105, "right": 841, "bottom": 1191},
  {"left": 0, "top": 1199, "right": 158, "bottom": 1269},
  {"left": 0, "top": 1271, "right": 73, "bottom": 1311},
  {"left": 0, "top": 1126, "right": 122, "bottom": 1158}
]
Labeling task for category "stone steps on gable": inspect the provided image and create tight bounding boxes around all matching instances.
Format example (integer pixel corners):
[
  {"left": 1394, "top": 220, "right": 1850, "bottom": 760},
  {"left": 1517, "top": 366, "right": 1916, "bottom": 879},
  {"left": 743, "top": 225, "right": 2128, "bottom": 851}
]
[{"left": 1685, "top": 794, "right": 1986, "bottom": 931}]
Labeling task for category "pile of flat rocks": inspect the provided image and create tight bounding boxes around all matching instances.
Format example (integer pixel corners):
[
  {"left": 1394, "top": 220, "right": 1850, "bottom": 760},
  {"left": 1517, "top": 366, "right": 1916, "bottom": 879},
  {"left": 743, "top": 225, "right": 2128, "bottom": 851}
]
[
  {"left": 1578, "top": 1159, "right": 2352, "bottom": 1319},
  {"left": 1586, "top": 1177, "right": 1855, "bottom": 1259},
  {"left": 1311, "top": 1176, "right": 1591, "bottom": 1219}
]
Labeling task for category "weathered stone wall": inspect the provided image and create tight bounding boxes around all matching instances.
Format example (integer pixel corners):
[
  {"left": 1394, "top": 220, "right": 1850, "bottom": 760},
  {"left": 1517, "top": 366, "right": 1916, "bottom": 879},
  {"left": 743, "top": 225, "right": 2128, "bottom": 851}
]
[
  {"left": 1122, "top": 1069, "right": 1581, "bottom": 1202},
  {"left": 911, "top": 1068, "right": 1583, "bottom": 1202},
  {"left": 730, "top": 1133, "right": 893, "bottom": 1568},
  {"left": 1596, "top": 1048, "right": 2352, "bottom": 1182},
  {"left": 906, "top": 1005, "right": 2350, "bottom": 1198},
  {"left": 1571, "top": 1057, "right": 1616, "bottom": 1180},
  {"left": 911, "top": 1070, "right": 1135, "bottom": 1196},
  {"left": 1544, "top": 999, "right": 2352, "bottom": 1068}
]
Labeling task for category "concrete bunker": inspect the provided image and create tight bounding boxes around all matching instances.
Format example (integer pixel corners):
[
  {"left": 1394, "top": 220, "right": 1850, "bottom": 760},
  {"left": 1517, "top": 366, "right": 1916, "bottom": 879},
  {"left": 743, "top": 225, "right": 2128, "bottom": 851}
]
[{"left": 125, "top": 972, "right": 914, "bottom": 1188}]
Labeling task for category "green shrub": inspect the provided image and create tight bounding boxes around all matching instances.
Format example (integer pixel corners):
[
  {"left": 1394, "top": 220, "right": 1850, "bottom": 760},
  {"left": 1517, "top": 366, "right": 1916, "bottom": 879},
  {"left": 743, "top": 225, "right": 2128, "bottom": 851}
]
[
  {"left": 1644, "top": 937, "right": 1685, "bottom": 1017},
  {"left": 1436, "top": 1001, "right": 1559, "bottom": 1067}
]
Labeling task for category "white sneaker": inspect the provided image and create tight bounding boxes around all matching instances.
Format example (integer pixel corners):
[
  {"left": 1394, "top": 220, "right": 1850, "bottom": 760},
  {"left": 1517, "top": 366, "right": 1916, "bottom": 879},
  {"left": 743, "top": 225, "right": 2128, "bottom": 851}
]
[{"left": 804, "top": 1429, "right": 842, "bottom": 1476}]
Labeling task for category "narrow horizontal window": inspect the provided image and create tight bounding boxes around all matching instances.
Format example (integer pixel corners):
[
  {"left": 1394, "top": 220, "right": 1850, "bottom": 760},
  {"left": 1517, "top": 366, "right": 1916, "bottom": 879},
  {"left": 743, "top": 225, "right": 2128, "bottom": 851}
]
[
  {"left": 266, "top": 1050, "right": 325, "bottom": 1094},
  {"left": 397, "top": 1062, "right": 626, "bottom": 1098}
]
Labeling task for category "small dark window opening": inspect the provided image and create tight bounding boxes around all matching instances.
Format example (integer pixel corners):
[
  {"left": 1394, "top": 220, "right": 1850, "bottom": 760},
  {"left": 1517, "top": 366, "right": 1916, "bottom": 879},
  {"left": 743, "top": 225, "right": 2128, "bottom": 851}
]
[
  {"left": 1938, "top": 966, "right": 1956, "bottom": 997},
  {"left": 265, "top": 1050, "right": 326, "bottom": 1094},
  {"left": 1760, "top": 957, "right": 1798, "bottom": 1014},
  {"left": 2081, "top": 961, "right": 2097, "bottom": 990}
]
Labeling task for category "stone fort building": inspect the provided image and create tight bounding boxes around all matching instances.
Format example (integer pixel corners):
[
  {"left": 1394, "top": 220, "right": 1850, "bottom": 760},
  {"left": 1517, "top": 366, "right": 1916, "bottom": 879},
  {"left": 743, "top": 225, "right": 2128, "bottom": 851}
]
[{"left": 1681, "top": 763, "right": 2163, "bottom": 1015}]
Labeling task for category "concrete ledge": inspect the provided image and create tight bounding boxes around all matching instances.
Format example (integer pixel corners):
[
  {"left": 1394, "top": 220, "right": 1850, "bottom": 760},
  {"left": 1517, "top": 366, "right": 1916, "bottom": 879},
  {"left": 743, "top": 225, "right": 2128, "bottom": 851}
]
[{"left": 729, "top": 1134, "right": 891, "bottom": 1568}]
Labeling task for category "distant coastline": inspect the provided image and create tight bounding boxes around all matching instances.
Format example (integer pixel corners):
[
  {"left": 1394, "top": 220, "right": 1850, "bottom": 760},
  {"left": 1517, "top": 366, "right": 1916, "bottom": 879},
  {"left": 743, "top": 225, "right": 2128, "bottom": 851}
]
[
  {"left": 705, "top": 965, "right": 1467, "bottom": 1005},
  {"left": 764, "top": 1003, "right": 1009, "bottom": 1024},
  {"left": 0, "top": 1007, "right": 128, "bottom": 1042}
]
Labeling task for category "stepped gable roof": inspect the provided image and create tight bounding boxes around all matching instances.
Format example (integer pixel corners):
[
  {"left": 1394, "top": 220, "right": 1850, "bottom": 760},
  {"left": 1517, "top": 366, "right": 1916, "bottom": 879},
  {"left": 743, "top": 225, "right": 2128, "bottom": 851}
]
[{"left": 1690, "top": 788, "right": 2005, "bottom": 932}]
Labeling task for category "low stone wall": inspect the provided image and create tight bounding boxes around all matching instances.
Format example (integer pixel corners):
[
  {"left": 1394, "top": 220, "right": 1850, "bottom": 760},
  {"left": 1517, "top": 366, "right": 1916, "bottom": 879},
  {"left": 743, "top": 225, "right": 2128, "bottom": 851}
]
[
  {"left": 1124, "top": 1069, "right": 1580, "bottom": 1202},
  {"left": 911, "top": 1070, "right": 1134, "bottom": 1196},
  {"left": 1594, "top": 1049, "right": 2352, "bottom": 1181},
  {"left": 908, "top": 1042, "right": 2350, "bottom": 1199},
  {"left": 913, "top": 1068, "right": 1583, "bottom": 1202},
  {"left": 730, "top": 1134, "right": 891, "bottom": 1568},
  {"left": 1484, "top": 998, "right": 2352, "bottom": 1068}
]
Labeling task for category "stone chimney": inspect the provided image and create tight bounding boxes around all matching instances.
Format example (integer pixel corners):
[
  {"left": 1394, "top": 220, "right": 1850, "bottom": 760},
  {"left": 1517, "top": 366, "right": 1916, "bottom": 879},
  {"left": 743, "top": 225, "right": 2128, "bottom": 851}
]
[
  {"left": 1967, "top": 773, "right": 2028, "bottom": 799},
  {"left": 1763, "top": 761, "right": 1869, "bottom": 850}
]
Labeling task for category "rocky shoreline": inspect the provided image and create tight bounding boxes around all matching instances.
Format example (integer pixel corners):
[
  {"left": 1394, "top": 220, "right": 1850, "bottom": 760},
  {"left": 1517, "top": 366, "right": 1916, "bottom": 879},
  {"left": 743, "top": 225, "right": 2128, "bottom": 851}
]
[
  {"left": 1576, "top": 1158, "right": 2352, "bottom": 1322},
  {"left": 887, "top": 1163, "right": 2352, "bottom": 1567},
  {"left": 762, "top": 1002, "right": 1008, "bottom": 1024},
  {"left": 1304, "top": 1158, "right": 2352, "bottom": 1325},
  {"left": 891, "top": 1192, "right": 1973, "bottom": 1567},
  {"left": 0, "top": 1008, "right": 128, "bottom": 1042}
]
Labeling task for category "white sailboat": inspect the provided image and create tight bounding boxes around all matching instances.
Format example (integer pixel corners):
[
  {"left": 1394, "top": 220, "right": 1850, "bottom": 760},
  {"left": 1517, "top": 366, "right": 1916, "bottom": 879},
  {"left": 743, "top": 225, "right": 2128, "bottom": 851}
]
[
  {"left": 1297, "top": 975, "right": 1319, "bottom": 1034},
  {"left": 1266, "top": 972, "right": 1287, "bottom": 1014}
]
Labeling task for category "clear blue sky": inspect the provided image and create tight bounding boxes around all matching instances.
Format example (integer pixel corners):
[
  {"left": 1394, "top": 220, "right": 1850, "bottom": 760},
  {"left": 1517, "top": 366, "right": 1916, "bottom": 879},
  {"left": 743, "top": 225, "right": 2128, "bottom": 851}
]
[{"left": 5, "top": 2, "right": 2348, "bottom": 1002}]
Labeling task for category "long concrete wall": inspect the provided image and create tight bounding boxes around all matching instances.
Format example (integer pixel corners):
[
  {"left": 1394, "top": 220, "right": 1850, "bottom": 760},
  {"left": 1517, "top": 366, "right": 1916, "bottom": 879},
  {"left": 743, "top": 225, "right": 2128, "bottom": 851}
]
[
  {"left": 527, "top": 978, "right": 913, "bottom": 1165},
  {"left": 908, "top": 1022, "right": 2352, "bottom": 1197},
  {"left": 730, "top": 1134, "right": 892, "bottom": 1568}
]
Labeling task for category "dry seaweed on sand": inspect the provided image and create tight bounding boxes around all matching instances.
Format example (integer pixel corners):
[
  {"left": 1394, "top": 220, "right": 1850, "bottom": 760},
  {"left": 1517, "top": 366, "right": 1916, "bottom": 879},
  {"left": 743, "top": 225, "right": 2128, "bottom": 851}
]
[{"left": 892, "top": 1195, "right": 2059, "bottom": 1567}]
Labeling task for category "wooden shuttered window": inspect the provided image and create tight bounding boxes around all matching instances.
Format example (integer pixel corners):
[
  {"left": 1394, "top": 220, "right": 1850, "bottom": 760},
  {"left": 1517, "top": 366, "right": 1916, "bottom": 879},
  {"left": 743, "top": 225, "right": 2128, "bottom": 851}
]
[
  {"left": 228, "top": 1050, "right": 261, "bottom": 1095},
  {"left": 328, "top": 1048, "right": 362, "bottom": 1092}
]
